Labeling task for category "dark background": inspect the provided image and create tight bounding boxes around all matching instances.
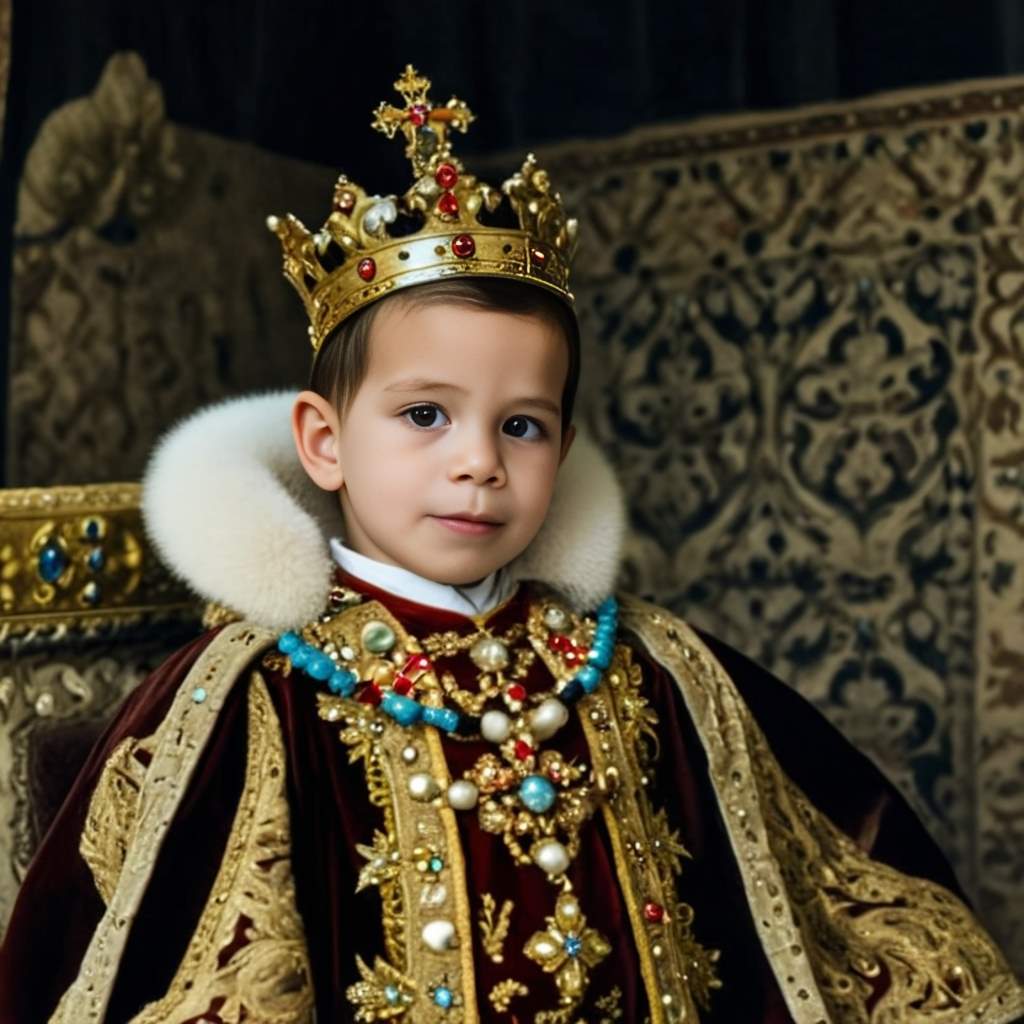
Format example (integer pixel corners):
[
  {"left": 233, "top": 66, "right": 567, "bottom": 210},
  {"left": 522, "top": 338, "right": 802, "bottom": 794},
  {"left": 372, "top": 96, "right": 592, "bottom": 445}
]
[{"left": 4, "top": 0, "right": 1024, "bottom": 483}]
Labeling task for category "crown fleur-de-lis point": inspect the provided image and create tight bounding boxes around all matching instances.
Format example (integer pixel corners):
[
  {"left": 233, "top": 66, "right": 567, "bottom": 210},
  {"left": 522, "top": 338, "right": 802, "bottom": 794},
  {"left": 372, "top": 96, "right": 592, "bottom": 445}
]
[{"left": 371, "top": 64, "right": 474, "bottom": 176}]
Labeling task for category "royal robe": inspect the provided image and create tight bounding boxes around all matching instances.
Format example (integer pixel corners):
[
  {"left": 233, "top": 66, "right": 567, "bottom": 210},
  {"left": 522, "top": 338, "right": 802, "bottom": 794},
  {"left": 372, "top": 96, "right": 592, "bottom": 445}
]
[{"left": 1, "top": 571, "right": 1021, "bottom": 1024}]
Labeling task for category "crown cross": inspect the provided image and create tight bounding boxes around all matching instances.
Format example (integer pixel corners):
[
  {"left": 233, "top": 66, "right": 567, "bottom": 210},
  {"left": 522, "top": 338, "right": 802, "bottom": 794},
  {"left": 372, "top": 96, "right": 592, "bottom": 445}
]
[{"left": 371, "top": 65, "right": 475, "bottom": 178}]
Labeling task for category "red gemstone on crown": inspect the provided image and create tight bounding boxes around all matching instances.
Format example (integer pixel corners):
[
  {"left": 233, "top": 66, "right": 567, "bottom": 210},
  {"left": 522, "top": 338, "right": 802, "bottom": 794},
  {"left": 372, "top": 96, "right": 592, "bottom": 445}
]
[
  {"left": 507, "top": 684, "right": 527, "bottom": 702},
  {"left": 531, "top": 247, "right": 547, "bottom": 266},
  {"left": 357, "top": 257, "right": 377, "bottom": 281},
  {"left": 435, "top": 163, "right": 459, "bottom": 189},
  {"left": 437, "top": 192, "right": 459, "bottom": 217},
  {"left": 409, "top": 104, "right": 429, "bottom": 126},
  {"left": 548, "top": 634, "right": 572, "bottom": 652},
  {"left": 392, "top": 675, "right": 414, "bottom": 695},
  {"left": 514, "top": 740, "right": 535, "bottom": 760},
  {"left": 452, "top": 234, "right": 475, "bottom": 258},
  {"left": 357, "top": 682, "right": 383, "bottom": 706}
]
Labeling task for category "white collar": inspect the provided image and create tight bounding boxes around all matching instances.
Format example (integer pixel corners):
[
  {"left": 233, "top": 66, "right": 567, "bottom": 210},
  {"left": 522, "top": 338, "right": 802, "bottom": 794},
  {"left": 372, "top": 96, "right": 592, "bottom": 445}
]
[{"left": 330, "top": 538, "right": 516, "bottom": 618}]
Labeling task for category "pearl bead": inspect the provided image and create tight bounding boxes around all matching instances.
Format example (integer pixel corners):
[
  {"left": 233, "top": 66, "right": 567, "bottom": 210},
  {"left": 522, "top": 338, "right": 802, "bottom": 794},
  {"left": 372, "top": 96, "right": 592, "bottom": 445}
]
[
  {"left": 543, "top": 605, "right": 570, "bottom": 630},
  {"left": 408, "top": 773, "right": 440, "bottom": 801},
  {"left": 470, "top": 637, "right": 510, "bottom": 672},
  {"left": 530, "top": 698, "right": 569, "bottom": 740},
  {"left": 422, "top": 919, "right": 456, "bottom": 951},
  {"left": 480, "top": 709, "right": 512, "bottom": 743},
  {"left": 401, "top": 745, "right": 419, "bottom": 764},
  {"left": 533, "top": 839, "right": 570, "bottom": 876},
  {"left": 447, "top": 780, "right": 479, "bottom": 810}
]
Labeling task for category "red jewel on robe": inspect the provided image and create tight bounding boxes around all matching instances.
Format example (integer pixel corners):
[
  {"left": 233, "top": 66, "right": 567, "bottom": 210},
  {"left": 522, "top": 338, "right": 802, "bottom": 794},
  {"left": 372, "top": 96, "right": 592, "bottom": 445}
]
[
  {"left": 507, "top": 684, "right": 527, "bottom": 702},
  {"left": 515, "top": 740, "right": 535, "bottom": 760},
  {"left": 392, "top": 675, "right": 414, "bottom": 696},
  {"left": 407, "top": 654, "right": 432, "bottom": 673},
  {"left": 643, "top": 901, "right": 666, "bottom": 923}
]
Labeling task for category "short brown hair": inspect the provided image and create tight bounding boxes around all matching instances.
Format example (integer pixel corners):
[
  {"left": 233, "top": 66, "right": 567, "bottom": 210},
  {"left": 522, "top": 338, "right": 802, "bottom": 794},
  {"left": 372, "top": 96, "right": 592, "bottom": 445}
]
[{"left": 309, "top": 278, "right": 580, "bottom": 432}]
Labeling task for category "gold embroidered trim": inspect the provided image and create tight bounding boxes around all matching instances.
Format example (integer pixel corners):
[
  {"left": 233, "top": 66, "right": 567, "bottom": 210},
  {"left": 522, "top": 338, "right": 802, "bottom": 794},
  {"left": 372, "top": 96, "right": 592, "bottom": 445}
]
[
  {"left": 127, "top": 672, "right": 313, "bottom": 1023},
  {"left": 80, "top": 732, "right": 154, "bottom": 904},
  {"left": 50, "top": 622, "right": 278, "bottom": 1024},
  {"left": 478, "top": 893, "right": 514, "bottom": 963},
  {"left": 580, "top": 644, "right": 718, "bottom": 1023},
  {"left": 318, "top": 599, "right": 478, "bottom": 1023},
  {"left": 623, "top": 596, "right": 1024, "bottom": 1024}
]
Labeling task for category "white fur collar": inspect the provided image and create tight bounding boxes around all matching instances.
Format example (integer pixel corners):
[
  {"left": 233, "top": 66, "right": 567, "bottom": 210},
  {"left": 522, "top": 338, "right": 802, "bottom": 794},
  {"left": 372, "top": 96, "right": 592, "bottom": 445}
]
[{"left": 142, "top": 391, "right": 626, "bottom": 630}]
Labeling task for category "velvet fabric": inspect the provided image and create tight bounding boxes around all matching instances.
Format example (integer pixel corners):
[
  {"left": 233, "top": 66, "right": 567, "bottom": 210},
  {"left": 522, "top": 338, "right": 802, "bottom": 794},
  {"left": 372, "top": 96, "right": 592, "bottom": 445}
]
[{"left": 0, "top": 573, "right": 963, "bottom": 1023}]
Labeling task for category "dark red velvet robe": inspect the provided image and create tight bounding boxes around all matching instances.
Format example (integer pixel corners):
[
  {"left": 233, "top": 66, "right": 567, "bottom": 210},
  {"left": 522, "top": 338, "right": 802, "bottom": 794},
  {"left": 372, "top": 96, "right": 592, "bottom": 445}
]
[{"left": 0, "top": 574, "right": 964, "bottom": 1023}]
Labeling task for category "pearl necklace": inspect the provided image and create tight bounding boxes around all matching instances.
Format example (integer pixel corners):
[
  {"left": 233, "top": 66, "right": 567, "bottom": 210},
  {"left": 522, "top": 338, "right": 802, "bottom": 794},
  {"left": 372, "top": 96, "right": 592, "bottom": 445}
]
[{"left": 277, "top": 595, "right": 619, "bottom": 738}]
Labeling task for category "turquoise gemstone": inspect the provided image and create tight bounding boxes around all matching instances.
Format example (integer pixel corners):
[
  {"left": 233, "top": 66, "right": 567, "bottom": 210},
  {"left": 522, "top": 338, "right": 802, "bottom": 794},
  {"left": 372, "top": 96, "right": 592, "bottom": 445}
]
[
  {"left": 384, "top": 984, "right": 401, "bottom": 1005},
  {"left": 564, "top": 935, "right": 582, "bottom": 957},
  {"left": 428, "top": 855, "right": 444, "bottom": 873},
  {"left": 432, "top": 986, "right": 453, "bottom": 1009},
  {"left": 37, "top": 542, "right": 67, "bottom": 584},
  {"left": 361, "top": 620, "right": 396, "bottom": 653},
  {"left": 291, "top": 646, "right": 311, "bottom": 670},
  {"left": 307, "top": 653, "right": 334, "bottom": 681},
  {"left": 192, "top": 687, "right": 207, "bottom": 704},
  {"left": 329, "top": 669, "right": 356, "bottom": 697},
  {"left": 382, "top": 692, "right": 423, "bottom": 727},
  {"left": 577, "top": 665, "right": 601, "bottom": 692},
  {"left": 278, "top": 632, "right": 300, "bottom": 655},
  {"left": 519, "top": 774, "right": 557, "bottom": 813},
  {"left": 422, "top": 706, "right": 460, "bottom": 733}
]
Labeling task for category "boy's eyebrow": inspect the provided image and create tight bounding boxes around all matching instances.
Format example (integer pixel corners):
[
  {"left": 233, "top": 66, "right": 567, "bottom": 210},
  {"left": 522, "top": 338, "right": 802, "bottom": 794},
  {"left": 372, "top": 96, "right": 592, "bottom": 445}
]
[{"left": 384, "top": 378, "right": 561, "bottom": 416}]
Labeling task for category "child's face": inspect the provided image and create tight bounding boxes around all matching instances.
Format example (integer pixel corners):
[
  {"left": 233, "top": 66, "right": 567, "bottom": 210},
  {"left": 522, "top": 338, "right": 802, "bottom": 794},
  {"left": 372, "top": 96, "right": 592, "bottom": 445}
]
[{"left": 297, "top": 299, "right": 575, "bottom": 586}]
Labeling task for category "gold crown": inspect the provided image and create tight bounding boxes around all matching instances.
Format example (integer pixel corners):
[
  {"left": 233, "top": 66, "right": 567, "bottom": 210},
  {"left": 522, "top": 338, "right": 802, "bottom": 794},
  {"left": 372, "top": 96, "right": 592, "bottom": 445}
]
[{"left": 267, "top": 65, "right": 578, "bottom": 353}]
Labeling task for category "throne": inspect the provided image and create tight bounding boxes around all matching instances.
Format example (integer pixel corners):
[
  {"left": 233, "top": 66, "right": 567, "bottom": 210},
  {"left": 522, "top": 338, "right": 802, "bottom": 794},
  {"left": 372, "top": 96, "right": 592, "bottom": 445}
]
[{"left": 3, "top": 55, "right": 1023, "bottom": 974}]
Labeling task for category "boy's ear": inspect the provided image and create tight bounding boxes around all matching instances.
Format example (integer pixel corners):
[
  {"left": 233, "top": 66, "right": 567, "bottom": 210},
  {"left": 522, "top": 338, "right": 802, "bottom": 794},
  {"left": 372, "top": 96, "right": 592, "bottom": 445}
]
[
  {"left": 292, "top": 390, "right": 345, "bottom": 491},
  {"left": 558, "top": 423, "right": 577, "bottom": 465}
]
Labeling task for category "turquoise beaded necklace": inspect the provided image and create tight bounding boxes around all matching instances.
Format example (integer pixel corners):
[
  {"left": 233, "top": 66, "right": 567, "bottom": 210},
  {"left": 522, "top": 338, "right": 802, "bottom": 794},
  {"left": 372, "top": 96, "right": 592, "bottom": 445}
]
[{"left": 277, "top": 595, "right": 619, "bottom": 736}]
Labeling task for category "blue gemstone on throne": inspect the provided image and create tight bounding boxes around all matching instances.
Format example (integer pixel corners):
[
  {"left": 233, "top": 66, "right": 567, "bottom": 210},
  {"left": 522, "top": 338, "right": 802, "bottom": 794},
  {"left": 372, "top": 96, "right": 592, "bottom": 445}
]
[{"left": 37, "top": 541, "right": 68, "bottom": 584}]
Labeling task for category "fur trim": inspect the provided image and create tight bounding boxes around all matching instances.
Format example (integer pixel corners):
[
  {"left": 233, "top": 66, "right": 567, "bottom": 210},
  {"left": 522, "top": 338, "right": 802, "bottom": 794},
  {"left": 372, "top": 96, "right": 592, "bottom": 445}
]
[{"left": 143, "top": 391, "right": 625, "bottom": 629}]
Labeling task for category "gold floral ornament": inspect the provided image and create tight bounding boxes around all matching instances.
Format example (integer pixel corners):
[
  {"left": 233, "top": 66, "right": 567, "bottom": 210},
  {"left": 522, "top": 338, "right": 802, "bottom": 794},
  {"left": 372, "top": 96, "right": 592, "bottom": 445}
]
[
  {"left": 524, "top": 892, "right": 612, "bottom": 1010},
  {"left": 347, "top": 956, "right": 416, "bottom": 1021},
  {"left": 267, "top": 64, "right": 577, "bottom": 353}
]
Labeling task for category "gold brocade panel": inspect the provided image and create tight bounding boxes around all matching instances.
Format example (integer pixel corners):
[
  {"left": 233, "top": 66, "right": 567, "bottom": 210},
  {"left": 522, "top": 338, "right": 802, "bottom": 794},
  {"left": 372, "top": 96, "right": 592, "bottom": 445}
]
[{"left": 2, "top": 54, "right": 1023, "bottom": 978}]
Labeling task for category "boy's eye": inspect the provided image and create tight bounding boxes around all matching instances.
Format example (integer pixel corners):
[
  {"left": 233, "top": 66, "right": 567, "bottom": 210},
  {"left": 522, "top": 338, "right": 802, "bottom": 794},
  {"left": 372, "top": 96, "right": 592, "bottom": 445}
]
[
  {"left": 503, "top": 415, "right": 545, "bottom": 440},
  {"left": 404, "top": 404, "right": 450, "bottom": 429}
]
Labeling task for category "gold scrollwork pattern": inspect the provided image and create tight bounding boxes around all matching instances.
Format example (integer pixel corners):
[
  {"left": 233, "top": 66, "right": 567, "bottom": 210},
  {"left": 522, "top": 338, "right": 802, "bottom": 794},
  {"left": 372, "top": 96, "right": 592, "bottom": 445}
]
[
  {"left": 125, "top": 673, "right": 313, "bottom": 1023},
  {"left": 624, "top": 597, "right": 1024, "bottom": 1024}
]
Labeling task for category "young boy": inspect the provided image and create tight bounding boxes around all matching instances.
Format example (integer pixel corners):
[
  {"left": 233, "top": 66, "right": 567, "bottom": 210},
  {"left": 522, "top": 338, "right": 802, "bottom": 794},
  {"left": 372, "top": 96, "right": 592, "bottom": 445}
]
[{"left": 1, "top": 66, "right": 1021, "bottom": 1024}]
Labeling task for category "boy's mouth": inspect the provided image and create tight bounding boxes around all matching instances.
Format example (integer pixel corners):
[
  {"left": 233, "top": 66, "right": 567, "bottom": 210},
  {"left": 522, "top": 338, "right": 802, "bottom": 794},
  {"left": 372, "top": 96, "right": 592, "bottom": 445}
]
[{"left": 430, "top": 513, "right": 503, "bottom": 536}]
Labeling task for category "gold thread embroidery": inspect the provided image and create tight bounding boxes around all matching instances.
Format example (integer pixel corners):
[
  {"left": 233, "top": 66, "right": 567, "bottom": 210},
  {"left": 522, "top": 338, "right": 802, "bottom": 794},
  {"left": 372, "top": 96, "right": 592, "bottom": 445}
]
[
  {"left": 624, "top": 597, "right": 1024, "bottom": 1024},
  {"left": 126, "top": 672, "right": 313, "bottom": 1023},
  {"left": 346, "top": 956, "right": 416, "bottom": 1021},
  {"left": 80, "top": 732, "right": 154, "bottom": 904},
  {"left": 595, "top": 986, "right": 625, "bottom": 1021},
  {"left": 488, "top": 978, "right": 529, "bottom": 1014},
  {"left": 478, "top": 892, "right": 514, "bottom": 963},
  {"left": 50, "top": 622, "right": 280, "bottom": 1024}
]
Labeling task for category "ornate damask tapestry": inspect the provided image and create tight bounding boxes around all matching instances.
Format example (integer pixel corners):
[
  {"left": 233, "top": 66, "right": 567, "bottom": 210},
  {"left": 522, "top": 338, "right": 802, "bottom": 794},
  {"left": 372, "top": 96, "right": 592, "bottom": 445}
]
[
  {"left": 521, "top": 78, "right": 1024, "bottom": 971},
  {"left": 3, "top": 55, "right": 1024, "bottom": 975}
]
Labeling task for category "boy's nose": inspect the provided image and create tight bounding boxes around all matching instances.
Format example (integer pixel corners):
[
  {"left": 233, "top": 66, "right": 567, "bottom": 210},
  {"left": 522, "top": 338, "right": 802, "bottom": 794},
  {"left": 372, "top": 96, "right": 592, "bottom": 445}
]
[{"left": 449, "top": 431, "right": 506, "bottom": 487}]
